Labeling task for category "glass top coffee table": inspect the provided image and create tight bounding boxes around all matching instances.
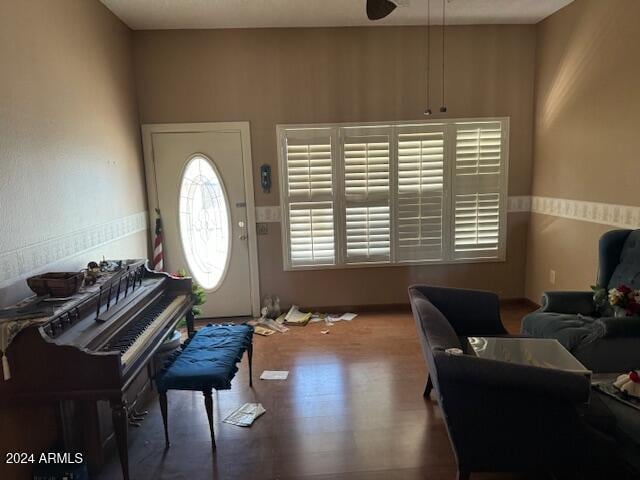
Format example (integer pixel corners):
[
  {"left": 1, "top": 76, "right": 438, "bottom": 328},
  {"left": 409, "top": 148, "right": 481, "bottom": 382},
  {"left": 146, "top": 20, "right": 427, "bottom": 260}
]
[{"left": 467, "top": 337, "right": 591, "bottom": 378}]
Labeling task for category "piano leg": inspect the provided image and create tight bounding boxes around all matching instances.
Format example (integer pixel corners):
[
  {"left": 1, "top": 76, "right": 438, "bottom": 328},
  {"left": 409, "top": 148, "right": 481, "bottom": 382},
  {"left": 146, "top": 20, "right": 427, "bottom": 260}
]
[
  {"left": 110, "top": 400, "right": 130, "bottom": 480},
  {"left": 203, "top": 390, "right": 216, "bottom": 451},
  {"left": 159, "top": 391, "right": 170, "bottom": 448}
]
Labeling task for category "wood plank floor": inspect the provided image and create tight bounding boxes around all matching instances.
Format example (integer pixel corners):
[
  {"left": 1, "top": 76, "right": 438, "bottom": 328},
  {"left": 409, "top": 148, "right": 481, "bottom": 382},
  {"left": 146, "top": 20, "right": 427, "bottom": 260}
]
[{"left": 97, "top": 303, "right": 537, "bottom": 480}]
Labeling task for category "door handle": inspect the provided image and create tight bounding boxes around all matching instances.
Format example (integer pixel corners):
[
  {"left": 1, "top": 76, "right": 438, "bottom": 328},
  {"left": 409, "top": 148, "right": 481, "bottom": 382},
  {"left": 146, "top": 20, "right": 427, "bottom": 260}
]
[{"left": 239, "top": 234, "right": 248, "bottom": 240}]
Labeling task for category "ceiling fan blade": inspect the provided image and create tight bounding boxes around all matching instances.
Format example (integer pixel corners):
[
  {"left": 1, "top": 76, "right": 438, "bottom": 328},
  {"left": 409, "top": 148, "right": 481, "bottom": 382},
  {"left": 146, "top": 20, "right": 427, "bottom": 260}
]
[{"left": 366, "top": 0, "right": 397, "bottom": 20}]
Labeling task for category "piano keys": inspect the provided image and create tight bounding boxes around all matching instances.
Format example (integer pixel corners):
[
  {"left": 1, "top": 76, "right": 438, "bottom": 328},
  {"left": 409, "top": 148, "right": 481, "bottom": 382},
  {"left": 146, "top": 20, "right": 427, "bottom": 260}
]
[{"left": 0, "top": 260, "right": 194, "bottom": 480}]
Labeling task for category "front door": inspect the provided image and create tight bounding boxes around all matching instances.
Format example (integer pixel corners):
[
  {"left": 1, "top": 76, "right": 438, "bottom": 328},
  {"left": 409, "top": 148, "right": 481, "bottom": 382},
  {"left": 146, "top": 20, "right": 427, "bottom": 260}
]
[{"left": 146, "top": 124, "right": 257, "bottom": 317}]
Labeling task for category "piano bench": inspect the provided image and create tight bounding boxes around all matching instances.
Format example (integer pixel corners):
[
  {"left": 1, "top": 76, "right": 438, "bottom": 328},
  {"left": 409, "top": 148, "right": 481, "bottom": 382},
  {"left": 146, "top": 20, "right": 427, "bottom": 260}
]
[{"left": 155, "top": 323, "right": 254, "bottom": 450}]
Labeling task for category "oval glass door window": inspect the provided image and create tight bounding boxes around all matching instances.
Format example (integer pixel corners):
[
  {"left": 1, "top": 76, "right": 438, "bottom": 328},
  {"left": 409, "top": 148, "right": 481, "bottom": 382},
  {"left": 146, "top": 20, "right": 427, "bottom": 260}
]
[{"left": 179, "top": 155, "right": 231, "bottom": 291}]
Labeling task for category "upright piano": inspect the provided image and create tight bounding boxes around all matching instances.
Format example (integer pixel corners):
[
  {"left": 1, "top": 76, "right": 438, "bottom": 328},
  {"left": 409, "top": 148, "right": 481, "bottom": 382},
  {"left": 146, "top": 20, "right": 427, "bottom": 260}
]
[{"left": 0, "top": 260, "right": 194, "bottom": 480}]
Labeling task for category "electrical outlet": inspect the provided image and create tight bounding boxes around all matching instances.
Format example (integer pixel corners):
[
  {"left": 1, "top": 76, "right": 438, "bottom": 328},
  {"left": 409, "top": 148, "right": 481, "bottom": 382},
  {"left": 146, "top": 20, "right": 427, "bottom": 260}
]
[
  {"left": 256, "top": 223, "right": 268, "bottom": 235},
  {"left": 549, "top": 269, "right": 556, "bottom": 285}
]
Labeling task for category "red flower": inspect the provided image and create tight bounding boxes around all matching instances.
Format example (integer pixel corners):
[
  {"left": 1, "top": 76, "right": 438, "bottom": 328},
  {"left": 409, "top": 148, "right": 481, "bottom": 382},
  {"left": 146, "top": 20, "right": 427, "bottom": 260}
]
[{"left": 618, "top": 284, "right": 632, "bottom": 295}]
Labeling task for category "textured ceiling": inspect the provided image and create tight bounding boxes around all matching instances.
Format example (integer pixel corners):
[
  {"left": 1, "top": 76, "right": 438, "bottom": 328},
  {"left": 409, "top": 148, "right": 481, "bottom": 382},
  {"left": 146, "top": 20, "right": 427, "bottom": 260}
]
[{"left": 101, "top": 0, "right": 574, "bottom": 30}]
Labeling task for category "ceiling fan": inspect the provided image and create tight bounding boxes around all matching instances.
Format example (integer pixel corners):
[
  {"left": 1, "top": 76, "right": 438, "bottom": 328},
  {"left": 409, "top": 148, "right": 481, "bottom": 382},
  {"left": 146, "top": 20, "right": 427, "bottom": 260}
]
[{"left": 366, "top": 0, "right": 401, "bottom": 20}]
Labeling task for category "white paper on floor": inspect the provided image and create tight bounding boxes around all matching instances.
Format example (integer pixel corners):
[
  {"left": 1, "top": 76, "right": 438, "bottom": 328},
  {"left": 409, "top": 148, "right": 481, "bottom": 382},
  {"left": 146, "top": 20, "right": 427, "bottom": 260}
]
[
  {"left": 310, "top": 312, "right": 358, "bottom": 323},
  {"left": 223, "top": 403, "right": 266, "bottom": 427},
  {"left": 260, "top": 370, "right": 289, "bottom": 380}
]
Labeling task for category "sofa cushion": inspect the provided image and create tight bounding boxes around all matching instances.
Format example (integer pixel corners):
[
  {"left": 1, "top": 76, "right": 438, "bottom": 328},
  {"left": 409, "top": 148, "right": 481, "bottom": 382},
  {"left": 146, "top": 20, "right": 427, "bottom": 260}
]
[{"left": 609, "top": 230, "right": 640, "bottom": 290}]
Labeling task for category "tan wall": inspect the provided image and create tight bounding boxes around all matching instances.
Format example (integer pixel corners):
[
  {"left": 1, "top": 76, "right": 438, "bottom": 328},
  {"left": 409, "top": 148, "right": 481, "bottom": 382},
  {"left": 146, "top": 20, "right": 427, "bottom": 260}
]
[
  {"left": 0, "top": 0, "right": 148, "bottom": 304},
  {"left": 0, "top": 1, "right": 147, "bottom": 477},
  {"left": 525, "top": 0, "right": 640, "bottom": 302},
  {"left": 133, "top": 25, "right": 537, "bottom": 306}
]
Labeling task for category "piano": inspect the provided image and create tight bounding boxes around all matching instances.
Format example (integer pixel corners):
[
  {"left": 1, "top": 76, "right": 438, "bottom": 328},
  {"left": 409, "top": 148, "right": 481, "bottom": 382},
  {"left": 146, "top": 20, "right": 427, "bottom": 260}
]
[{"left": 0, "top": 260, "right": 194, "bottom": 480}]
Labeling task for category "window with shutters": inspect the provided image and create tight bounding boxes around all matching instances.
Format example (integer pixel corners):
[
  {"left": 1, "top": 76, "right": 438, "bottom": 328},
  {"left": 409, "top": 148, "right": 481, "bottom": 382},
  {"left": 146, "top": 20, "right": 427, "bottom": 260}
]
[
  {"left": 452, "top": 121, "right": 505, "bottom": 260},
  {"left": 342, "top": 126, "right": 392, "bottom": 264},
  {"left": 281, "top": 128, "right": 336, "bottom": 267},
  {"left": 277, "top": 118, "right": 508, "bottom": 270}
]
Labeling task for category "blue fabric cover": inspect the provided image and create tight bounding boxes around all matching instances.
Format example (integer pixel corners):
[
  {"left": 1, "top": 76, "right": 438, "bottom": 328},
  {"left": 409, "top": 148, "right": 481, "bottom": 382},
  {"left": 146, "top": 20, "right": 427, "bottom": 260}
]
[
  {"left": 156, "top": 324, "right": 253, "bottom": 393},
  {"left": 522, "top": 312, "right": 604, "bottom": 351}
]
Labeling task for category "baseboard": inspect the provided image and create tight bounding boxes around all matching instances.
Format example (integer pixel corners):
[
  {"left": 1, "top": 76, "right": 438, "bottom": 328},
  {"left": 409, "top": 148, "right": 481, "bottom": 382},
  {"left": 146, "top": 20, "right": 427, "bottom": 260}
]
[
  {"left": 300, "top": 303, "right": 411, "bottom": 314},
  {"left": 196, "top": 299, "right": 538, "bottom": 319}
]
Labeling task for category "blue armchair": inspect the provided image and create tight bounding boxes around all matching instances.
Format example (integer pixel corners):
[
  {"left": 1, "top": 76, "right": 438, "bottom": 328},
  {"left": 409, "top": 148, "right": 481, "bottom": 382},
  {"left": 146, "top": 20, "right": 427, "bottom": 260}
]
[
  {"left": 409, "top": 286, "right": 592, "bottom": 479},
  {"left": 522, "top": 229, "right": 640, "bottom": 372},
  {"left": 408, "top": 285, "right": 508, "bottom": 397}
]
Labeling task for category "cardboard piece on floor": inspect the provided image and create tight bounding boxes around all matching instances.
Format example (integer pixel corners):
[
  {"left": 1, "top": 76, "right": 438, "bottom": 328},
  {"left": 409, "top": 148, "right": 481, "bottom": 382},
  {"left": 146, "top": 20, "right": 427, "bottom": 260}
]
[
  {"left": 254, "top": 325, "right": 275, "bottom": 336},
  {"left": 260, "top": 370, "right": 289, "bottom": 380}
]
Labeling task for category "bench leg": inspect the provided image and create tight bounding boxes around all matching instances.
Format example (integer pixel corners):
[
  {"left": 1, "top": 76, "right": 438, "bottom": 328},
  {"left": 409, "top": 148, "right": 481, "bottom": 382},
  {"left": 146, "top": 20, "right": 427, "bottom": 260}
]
[
  {"left": 247, "top": 342, "right": 253, "bottom": 388},
  {"left": 159, "top": 392, "right": 169, "bottom": 448},
  {"left": 203, "top": 390, "right": 216, "bottom": 451}
]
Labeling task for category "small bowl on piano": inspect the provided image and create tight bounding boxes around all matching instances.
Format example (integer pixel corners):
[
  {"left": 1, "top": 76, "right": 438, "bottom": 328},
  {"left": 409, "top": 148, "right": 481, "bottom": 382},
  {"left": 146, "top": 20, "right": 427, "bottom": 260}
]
[{"left": 27, "top": 271, "right": 84, "bottom": 298}]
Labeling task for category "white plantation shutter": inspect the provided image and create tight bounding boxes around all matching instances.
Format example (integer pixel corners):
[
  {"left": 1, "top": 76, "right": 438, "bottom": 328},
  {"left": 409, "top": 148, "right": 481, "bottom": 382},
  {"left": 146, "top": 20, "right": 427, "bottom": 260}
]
[
  {"left": 282, "top": 128, "right": 337, "bottom": 267},
  {"left": 452, "top": 121, "right": 506, "bottom": 259},
  {"left": 396, "top": 125, "right": 446, "bottom": 262},
  {"left": 278, "top": 118, "right": 508, "bottom": 270},
  {"left": 285, "top": 131, "right": 333, "bottom": 201},
  {"left": 345, "top": 205, "right": 390, "bottom": 260},
  {"left": 288, "top": 203, "right": 335, "bottom": 266},
  {"left": 454, "top": 193, "right": 500, "bottom": 253},
  {"left": 342, "top": 128, "right": 391, "bottom": 263}
]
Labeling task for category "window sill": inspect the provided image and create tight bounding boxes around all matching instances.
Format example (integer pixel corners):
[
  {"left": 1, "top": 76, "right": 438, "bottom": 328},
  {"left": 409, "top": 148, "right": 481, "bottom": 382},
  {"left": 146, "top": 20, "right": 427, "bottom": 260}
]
[{"left": 284, "top": 254, "right": 507, "bottom": 272}]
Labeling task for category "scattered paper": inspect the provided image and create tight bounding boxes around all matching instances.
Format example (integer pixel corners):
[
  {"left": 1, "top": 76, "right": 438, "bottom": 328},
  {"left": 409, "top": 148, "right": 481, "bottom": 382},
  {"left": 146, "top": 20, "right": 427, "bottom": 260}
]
[
  {"left": 320, "top": 329, "right": 330, "bottom": 335},
  {"left": 309, "top": 312, "right": 358, "bottom": 323},
  {"left": 259, "top": 317, "right": 289, "bottom": 333},
  {"left": 254, "top": 325, "right": 275, "bottom": 336},
  {"left": 284, "top": 305, "right": 312, "bottom": 326},
  {"left": 260, "top": 370, "right": 289, "bottom": 380},
  {"left": 223, "top": 403, "right": 266, "bottom": 427},
  {"left": 309, "top": 314, "right": 325, "bottom": 323}
]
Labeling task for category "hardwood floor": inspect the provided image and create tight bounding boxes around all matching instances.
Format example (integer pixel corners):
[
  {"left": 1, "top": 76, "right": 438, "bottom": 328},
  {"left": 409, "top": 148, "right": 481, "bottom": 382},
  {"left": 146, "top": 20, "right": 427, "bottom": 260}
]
[{"left": 97, "top": 303, "right": 537, "bottom": 480}]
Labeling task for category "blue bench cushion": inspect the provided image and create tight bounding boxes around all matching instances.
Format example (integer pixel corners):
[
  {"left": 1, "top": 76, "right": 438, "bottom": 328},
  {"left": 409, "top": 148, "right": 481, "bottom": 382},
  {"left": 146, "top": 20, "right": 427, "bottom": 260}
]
[{"left": 156, "top": 324, "right": 253, "bottom": 393}]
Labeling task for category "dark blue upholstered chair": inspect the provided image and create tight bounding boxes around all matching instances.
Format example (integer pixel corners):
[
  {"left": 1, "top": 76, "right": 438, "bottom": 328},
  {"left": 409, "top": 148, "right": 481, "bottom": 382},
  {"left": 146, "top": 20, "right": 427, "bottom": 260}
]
[
  {"left": 409, "top": 285, "right": 592, "bottom": 480},
  {"left": 522, "top": 229, "right": 640, "bottom": 372},
  {"left": 408, "top": 285, "right": 508, "bottom": 397}
]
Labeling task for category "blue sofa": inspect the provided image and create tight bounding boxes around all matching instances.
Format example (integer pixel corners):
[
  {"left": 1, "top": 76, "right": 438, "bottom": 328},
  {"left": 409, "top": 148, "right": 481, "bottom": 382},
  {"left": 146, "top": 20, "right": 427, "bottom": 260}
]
[{"left": 522, "top": 229, "right": 640, "bottom": 373}]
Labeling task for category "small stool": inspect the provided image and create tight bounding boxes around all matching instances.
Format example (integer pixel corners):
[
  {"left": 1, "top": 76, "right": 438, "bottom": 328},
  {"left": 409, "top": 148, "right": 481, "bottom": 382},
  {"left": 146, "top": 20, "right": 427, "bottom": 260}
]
[{"left": 155, "top": 324, "right": 253, "bottom": 450}]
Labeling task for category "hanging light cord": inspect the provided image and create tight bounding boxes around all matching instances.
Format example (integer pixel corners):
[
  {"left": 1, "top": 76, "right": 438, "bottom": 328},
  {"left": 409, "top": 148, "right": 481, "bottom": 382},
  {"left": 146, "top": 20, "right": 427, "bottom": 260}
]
[
  {"left": 424, "top": 0, "right": 431, "bottom": 115},
  {"left": 440, "top": 0, "right": 447, "bottom": 112}
]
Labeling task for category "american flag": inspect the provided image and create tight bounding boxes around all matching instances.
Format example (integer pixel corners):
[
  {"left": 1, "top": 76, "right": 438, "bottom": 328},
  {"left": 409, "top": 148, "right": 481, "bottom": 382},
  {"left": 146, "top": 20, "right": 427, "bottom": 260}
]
[{"left": 153, "top": 209, "right": 164, "bottom": 271}]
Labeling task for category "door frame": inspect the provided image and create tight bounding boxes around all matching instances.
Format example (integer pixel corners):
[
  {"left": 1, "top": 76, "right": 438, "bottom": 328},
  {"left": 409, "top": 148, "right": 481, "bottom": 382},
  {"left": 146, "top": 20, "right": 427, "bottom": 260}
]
[{"left": 141, "top": 122, "right": 261, "bottom": 317}]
